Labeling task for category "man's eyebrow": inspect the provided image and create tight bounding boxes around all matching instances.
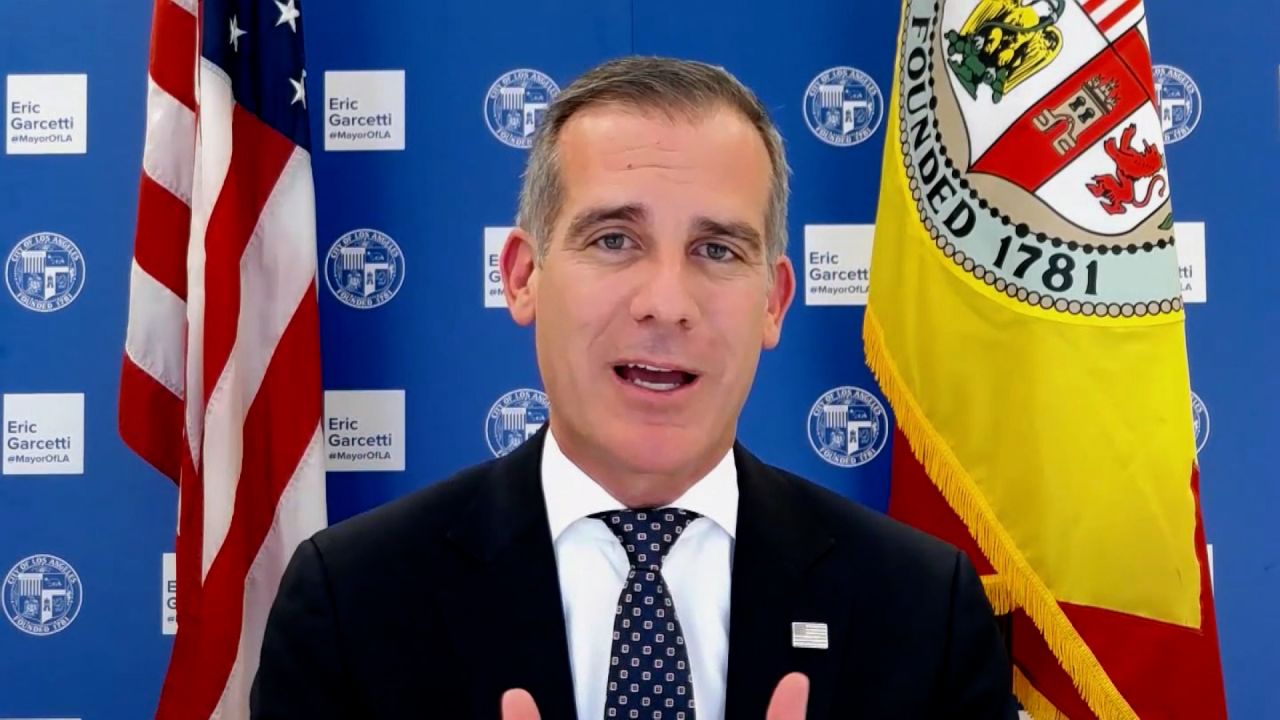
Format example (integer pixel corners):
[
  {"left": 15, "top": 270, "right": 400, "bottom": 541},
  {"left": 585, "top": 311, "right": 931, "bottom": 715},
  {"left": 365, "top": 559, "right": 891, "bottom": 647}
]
[
  {"left": 565, "top": 204, "right": 650, "bottom": 240},
  {"left": 692, "top": 216, "right": 764, "bottom": 253}
]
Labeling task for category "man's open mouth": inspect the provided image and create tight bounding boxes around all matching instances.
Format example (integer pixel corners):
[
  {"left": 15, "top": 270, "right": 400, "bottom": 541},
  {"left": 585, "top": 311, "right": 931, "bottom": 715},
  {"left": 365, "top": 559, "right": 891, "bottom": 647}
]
[{"left": 613, "top": 363, "right": 699, "bottom": 392}]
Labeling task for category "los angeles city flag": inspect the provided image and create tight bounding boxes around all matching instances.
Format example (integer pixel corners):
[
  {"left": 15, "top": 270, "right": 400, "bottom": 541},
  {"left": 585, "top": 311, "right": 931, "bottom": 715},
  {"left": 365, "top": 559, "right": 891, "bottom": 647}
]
[{"left": 864, "top": 0, "right": 1228, "bottom": 717}]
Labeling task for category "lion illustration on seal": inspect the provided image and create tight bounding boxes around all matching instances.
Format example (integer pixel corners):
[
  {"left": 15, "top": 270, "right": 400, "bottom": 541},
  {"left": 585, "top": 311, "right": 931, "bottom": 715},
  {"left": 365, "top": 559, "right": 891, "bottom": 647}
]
[{"left": 1086, "top": 123, "right": 1167, "bottom": 215}]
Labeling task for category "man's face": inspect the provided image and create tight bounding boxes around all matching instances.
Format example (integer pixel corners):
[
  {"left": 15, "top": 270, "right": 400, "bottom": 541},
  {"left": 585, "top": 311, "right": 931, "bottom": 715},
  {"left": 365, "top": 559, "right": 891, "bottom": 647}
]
[{"left": 503, "top": 103, "right": 794, "bottom": 478}]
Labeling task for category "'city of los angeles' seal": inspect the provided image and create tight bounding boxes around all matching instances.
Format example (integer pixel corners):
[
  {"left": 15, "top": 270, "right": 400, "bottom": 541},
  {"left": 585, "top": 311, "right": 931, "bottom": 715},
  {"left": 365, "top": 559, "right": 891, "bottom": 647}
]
[{"left": 897, "top": 0, "right": 1183, "bottom": 318}]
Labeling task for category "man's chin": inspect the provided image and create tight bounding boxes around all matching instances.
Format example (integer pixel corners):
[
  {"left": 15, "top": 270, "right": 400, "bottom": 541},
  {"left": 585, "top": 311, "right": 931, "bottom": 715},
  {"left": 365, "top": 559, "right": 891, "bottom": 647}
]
[{"left": 603, "top": 424, "right": 725, "bottom": 475}]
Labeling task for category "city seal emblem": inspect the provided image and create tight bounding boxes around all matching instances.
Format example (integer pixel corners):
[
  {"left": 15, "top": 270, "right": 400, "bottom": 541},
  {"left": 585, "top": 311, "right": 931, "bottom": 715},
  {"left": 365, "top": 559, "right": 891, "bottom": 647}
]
[
  {"left": 4, "top": 554, "right": 83, "bottom": 636},
  {"left": 324, "top": 228, "right": 405, "bottom": 310},
  {"left": 896, "top": 0, "right": 1184, "bottom": 318},
  {"left": 807, "top": 386, "right": 890, "bottom": 468},
  {"left": 485, "top": 388, "right": 550, "bottom": 457},
  {"left": 804, "top": 66, "right": 884, "bottom": 147},
  {"left": 5, "top": 232, "right": 85, "bottom": 312},
  {"left": 485, "top": 69, "right": 561, "bottom": 149}
]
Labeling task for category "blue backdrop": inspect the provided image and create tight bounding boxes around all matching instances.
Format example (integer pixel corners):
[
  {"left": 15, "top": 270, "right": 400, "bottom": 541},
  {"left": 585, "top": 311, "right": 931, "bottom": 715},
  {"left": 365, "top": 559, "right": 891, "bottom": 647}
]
[{"left": 1, "top": 0, "right": 1276, "bottom": 717}]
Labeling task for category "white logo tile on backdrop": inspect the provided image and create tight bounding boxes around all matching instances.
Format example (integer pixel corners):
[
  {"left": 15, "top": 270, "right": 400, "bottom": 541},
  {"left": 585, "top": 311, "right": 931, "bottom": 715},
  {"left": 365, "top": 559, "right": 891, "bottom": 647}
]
[
  {"left": 2, "top": 393, "right": 85, "bottom": 475},
  {"left": 324, "top": 390, "right": 407, "bottom": 472},
  {"left": 5, "top": 74, "right": 87, "bottom": 154},
  {"left": 323, "top": 70, "right": 406, "bottom": 151}
]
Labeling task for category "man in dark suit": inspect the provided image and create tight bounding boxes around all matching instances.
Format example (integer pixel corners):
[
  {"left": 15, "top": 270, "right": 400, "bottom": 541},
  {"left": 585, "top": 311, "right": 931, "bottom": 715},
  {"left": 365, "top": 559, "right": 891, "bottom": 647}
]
[{"left": 251, "top": 56, "right": 1017, "bottom": 719}]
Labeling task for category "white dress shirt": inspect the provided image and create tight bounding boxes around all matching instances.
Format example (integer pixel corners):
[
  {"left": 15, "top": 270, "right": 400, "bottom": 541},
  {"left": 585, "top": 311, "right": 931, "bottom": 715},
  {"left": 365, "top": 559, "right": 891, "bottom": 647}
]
[{"left": 541, "top": 428, "right": 738, "bottom": 720}]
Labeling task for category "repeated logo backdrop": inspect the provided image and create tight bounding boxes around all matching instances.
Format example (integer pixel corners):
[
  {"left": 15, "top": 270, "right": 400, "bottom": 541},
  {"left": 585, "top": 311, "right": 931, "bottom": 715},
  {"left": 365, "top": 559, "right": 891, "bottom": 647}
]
[{"left": 0, "top": 1, "right": 1276, "bottom": 718}]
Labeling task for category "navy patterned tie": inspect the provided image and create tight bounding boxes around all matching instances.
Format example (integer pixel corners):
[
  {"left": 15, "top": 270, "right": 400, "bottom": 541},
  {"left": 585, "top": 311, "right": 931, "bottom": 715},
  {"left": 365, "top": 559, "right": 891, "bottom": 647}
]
[{"left": 593, "top": 508, "right": 700, "bottom": 720}]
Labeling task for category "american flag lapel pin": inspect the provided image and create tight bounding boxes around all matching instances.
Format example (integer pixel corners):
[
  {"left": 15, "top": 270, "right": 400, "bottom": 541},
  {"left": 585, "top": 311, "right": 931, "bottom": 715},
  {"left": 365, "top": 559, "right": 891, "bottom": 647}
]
[{"left": 791, "top": 621, "right": 829, "bottom": 650}]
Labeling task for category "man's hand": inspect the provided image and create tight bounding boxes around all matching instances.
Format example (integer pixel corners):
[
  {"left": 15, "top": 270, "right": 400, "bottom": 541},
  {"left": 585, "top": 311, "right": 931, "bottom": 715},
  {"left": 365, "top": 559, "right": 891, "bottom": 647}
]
[
  {"left": 501, "top": 672, "right": 810, "bottom": 720},
  {"left": 767, "top": 672, "right": 810, "bottom": 720},
  {"left": 500, "top": 689, "right": 540, "bottom": 720}
]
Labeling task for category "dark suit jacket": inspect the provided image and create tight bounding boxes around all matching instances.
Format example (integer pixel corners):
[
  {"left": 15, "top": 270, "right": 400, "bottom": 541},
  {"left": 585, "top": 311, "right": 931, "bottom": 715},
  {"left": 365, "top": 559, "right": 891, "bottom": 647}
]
[{"left": 251, "top": 429, "right": 1017, "bottom": 719}]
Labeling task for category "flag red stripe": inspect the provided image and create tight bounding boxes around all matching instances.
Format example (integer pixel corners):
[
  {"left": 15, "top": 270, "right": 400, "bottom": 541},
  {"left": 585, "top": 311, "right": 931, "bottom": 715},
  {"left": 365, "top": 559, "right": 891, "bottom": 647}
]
[
  {"left": 147, "top": 0, "right": 196, "bottom": 111},
  {"left": 888, "top": 428, "right": 995, "bottom": 574},
  {"left": 1011, "top": 609, "right": 1098, "bottom": 718},
  {"left": 891, "top": 427, "right": 1099, "bottom": 716},
  {"left": 891, "top": 425, "right": 1228, "bottom": 717},
  {"left": 1081, "top": 0, "right": 1110, "bottom": 14},
  {"left": 156, "top": 447, "right": 208, "bottom": 719},
  {"left": 118, "top": 358, "right": 185, "bottom": 482},
  {"left": 1062, "top": 466, "right": 1228, "bottom": 718},
  {"left": 134, "top": 174, "right": 191, "bottom": 301},
  {"left": 200, "top": 106, "right": 296, "bottom": 407},
  {"left": 172, "top": 286, "right": 323, "bottom": 717}
]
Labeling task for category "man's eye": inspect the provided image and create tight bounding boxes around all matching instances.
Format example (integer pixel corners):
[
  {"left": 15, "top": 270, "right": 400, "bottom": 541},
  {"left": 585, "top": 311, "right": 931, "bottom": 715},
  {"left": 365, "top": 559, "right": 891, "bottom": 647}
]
[
  {"left": 695, "top": 242, "right": 736, "bottom": 262},
  {"left": 594, "top": 233, "right": 631, "bottom": 251}
]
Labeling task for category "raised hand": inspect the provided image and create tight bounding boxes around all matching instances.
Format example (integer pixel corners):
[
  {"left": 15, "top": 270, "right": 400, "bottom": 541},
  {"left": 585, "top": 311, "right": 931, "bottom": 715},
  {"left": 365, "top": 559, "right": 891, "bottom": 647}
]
[
  {"left": 501, "top": 672, "right": 810, "bottom": 720},
  {"left": 500, "top": 688, "right": 540, "bottom": 720},
  {"left": 767, "top": 672, "right": 810, "bottom": 720}
]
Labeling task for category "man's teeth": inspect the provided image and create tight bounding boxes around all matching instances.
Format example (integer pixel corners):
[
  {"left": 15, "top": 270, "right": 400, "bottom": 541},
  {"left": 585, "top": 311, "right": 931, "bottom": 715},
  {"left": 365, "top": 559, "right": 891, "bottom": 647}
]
[
  {"left": 629, "top": 377, "right": 681, "bottom": 392},
  {"left": 617, "top": 363, "right": 693, "bottom": 392}
]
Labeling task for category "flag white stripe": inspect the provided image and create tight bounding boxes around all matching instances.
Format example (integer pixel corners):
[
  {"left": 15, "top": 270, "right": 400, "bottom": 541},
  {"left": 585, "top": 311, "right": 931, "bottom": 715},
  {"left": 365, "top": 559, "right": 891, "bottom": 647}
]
[
  {"left": 186, "top": 59, "right": 235, "bottom": 468},
  {"left": 143, "top": 77, "right": 196, "bottom": 206},
  {"left": 125, "top": 260, "right": 187, "bottom": 398},
  {"left": 201, "top": 147, "right": 318, "bottom": 578},
  {"left": 168, "top": 0, "right": 196, "bottom": 17},
  {"left": 210, "top": 429, "right": 326, "bottom": 720}
]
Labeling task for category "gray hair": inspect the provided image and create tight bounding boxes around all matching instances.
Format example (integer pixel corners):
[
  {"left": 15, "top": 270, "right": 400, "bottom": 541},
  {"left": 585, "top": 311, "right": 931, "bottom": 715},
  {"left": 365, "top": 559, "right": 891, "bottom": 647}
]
[{"left": 517, "top": 56, "right": 790, "bottom": 268}]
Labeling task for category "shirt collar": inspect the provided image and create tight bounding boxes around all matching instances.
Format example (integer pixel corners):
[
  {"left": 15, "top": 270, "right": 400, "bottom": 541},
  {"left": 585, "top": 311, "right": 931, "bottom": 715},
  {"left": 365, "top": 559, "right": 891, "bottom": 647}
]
[{"left": 540, "top": 427, "right": 739, "bottom": 541}]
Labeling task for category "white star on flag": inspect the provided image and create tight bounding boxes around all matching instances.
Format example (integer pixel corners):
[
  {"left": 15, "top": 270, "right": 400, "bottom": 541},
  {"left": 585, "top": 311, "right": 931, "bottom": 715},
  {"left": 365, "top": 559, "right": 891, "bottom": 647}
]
[
  {"left": 275, "top": 0, "right": 300, "bottom": 32},
  {"left": 229, "top": 16, "right": 247, "bottom": 52},
  {"left": 290, "top": 68, "right": 307, "bottom": 107}
]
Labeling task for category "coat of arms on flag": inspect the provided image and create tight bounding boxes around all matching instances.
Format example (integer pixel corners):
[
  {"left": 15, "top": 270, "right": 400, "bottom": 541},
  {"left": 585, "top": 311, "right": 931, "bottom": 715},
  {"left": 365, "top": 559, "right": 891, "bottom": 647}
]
[
  {"left": 866, "top": 0, "right": 1228, "bottom": 717},
  {"left": 899, "top": 0, "right": 1184, "bottom": 317}
]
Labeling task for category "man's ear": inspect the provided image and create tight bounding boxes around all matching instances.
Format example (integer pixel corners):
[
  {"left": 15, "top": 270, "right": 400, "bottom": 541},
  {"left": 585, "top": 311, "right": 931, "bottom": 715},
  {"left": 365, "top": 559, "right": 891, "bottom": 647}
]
[
  {"left": 501, "top": 227, "right": 538, "bottom": 326},
  {"left": 762, "top": 254, "right": 795, "bottom": 350}
]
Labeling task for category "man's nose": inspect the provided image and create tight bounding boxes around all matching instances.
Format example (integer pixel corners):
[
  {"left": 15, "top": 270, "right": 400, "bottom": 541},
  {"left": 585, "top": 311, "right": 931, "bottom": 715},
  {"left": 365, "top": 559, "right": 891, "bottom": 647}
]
[{"left": 629, "top": 252, "right": 699, "bottom": 329}]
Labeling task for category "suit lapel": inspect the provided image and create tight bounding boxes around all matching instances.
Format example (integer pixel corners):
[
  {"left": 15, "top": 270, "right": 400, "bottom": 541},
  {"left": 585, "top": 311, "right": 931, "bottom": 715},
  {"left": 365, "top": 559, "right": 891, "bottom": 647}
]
[
  {"left": 432, "top": 434, "right": 844, "bottom": 718},
  {"left": 436, "top": 428, "right": 578, "bottom": 719},
  {"left": 724, "top": 445, "right": 839, "bottom": 718}
]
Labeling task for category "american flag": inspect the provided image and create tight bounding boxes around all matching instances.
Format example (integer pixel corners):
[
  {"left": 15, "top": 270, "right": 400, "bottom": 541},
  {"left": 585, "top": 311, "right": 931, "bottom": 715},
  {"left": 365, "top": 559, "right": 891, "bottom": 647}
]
[{"left": 119, "top": 0, "right": 327, "bottom": 717}]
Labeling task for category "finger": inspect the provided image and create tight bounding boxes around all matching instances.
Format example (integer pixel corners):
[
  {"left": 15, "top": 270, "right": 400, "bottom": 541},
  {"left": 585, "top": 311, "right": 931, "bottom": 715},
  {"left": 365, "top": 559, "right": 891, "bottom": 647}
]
[
  {"left": 501, "top": 688, "right": 541, "bottom": 720},
  {"left": 766, "top": 672, "right": 811, "bottom": 720}
]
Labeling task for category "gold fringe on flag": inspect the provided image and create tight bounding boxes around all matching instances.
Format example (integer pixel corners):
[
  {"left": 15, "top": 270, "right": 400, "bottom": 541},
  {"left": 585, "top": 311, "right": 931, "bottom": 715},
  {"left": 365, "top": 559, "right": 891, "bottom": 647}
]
[{"left": 863, "top": 308, "right": 1136, "bottom": 719}]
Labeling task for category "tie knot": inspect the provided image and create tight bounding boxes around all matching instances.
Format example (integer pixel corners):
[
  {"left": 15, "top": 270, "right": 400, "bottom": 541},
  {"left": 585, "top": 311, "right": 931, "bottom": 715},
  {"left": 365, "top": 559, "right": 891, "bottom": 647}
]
[{"left": 592, "top": 508, "right": 700, "bottom": 570}]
